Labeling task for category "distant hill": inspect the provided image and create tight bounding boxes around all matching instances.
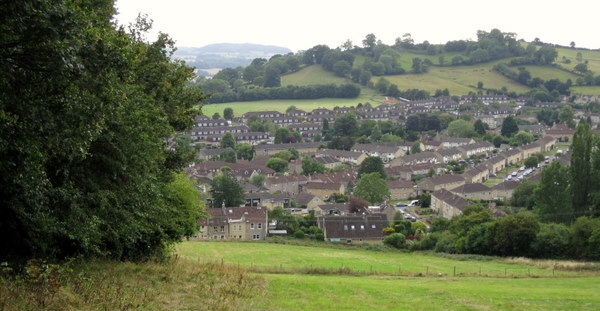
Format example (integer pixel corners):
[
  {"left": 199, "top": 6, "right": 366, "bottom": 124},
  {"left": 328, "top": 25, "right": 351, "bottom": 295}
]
[{"left": 174, "top": 43, "right": 291, "bottom": 75}]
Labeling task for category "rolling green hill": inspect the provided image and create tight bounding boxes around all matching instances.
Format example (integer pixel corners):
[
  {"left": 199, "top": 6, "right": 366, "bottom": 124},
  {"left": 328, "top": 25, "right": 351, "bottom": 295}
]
[{"left": 281, "top": 65, "right": 348, "bottom": 86}]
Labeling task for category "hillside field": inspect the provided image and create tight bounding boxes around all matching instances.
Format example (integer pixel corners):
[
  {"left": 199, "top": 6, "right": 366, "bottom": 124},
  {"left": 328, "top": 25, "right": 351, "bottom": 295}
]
[
  {"left": 177, "top": 241, "right": 600, "bottom": 310},
  {"left": 199, "top": 88, "right": 385, "bottom": 117}
]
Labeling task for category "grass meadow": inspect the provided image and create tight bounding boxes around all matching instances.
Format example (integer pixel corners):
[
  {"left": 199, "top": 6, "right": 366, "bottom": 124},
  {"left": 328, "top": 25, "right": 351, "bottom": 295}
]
[
  {"left": 199, "top": 88, "right": 385, "bottom": 117},
  {"left": 256, "top": 274, "right": 600, "bottom": 311},
  {"left": 177, "top": 241, "right": 592, "bottom": 277}
]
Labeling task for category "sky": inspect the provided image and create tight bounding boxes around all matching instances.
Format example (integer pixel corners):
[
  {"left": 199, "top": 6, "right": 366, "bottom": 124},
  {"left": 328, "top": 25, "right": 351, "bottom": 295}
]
[{"left": 114, "top": 0, "right": 600, "bottom": 52}]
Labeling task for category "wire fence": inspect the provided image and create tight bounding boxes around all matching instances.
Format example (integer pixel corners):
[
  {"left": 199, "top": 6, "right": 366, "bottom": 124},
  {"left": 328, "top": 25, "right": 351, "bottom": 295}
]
[{"left": 196, "top": 258, "right": 597, "bottom": 278}]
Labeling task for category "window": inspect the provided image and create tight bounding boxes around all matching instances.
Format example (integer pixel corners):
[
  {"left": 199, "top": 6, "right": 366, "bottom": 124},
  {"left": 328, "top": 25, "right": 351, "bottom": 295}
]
[
  {"left": 360, "top": 225, "right": 365, "bottom": 230},
  {"left": 252, "top": 234, "right": 261, "bottom": 240},
  {"left": 200, "top": 225, "right": 205, "bottom": 232},
  {"left": 220, "top": 226, "right": 225, "bottom": 233},
  {"left": 258, "top": 223, "right": 262, "bottom": 229},
  {"left": 351, "top": 225, "right": 355, "bottom": 230},
  {"left": 213, "top": 226, "right": 218, "bottom": 232},
  {"left": 250, "top": 223, "right": 255, "bottom": 229},
  {"left": 371, "top": 225, "right": 376, "bottom": 229}
]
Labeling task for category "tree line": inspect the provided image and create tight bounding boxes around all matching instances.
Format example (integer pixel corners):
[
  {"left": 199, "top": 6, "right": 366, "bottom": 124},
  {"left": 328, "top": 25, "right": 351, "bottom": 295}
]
[{"left": 1, "top": 1, "right": 207, "bottom": 262}]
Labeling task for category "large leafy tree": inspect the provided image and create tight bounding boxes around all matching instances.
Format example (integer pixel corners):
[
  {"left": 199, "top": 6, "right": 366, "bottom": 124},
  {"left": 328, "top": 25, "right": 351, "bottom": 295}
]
[
  {"left": 210, "top": 172, "right": 245, "bottom": 208},
  {"left": 357, "top": 156, "right": 386, "bottom": 179},
  {"left": 534, "top": 162, "right": 572, "bottom": 223},
  {"left": 353, "top": 172, "right": 390, "bottom": 204},
  {"left": 571, "top": 123, "right": 592, "bottom": 217},
  {"left": 500, "top": 116, "right": 519, "bottom": 137},
  {"left": 0, "top": 1, "right": 207, "bottom": 261}
]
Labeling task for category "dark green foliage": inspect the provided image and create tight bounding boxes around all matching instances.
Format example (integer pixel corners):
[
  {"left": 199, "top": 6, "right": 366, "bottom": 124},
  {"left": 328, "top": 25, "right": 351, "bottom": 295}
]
[
  {"left": 358, "top": 156, "right": 386, "bottom": 179},
  {"left": 220, "top": 132, "right": 236, "bottom": 148},
  {"left": 530, "top": 223, "right": 572, "bottom": 259},
  {"left": 0, "top": 1, "right": 207, "bottom": 261},
  {"left": 418, "top": 193, "right": 431, "bottom": 208},
  {"left": 500, "top": 116, "right": 519, "bottom": 137},
  {"left": 511, "top": 180, "right": 537, "bottom": 209},
  {"left": 492, "top": 211, "right": 540, "bottom": 256},
  {"left": 293, "top": 229, "right": 306, "bottom": 239},
  {"left": 353, "top": 172, "right": 390, "bottom": 205},
  {"left": 223, "top": 107, "right": 234, "bottom": 120},
  {"left": 434, "top": 233, "right": 458, "bottom": 253},
  {"left": 524, "top": 156, "right": 539, "bottom": 168},
  {"left": 210, "top": 172, "right": 245, "bottom": 208},
  {"left": 301, "top": 156, "right": 327, "bottom": 176},
  {"left": 570, "top": 123, "right": 592, "bottom": 216},
  {"left": 383, "top": 233, "right": 406, "bottom": 249},
  {"left": 266, "top": 157, "right": 288, "bottom": 173}
]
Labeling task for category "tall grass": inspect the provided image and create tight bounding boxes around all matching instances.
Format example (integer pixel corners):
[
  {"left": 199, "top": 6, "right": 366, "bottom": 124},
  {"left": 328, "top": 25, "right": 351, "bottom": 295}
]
[{"left": 0, "top": 257, "right": 265, "bottom": 311}]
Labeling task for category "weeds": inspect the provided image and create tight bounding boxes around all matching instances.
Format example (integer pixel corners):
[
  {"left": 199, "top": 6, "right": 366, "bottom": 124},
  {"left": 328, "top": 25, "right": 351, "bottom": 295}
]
[{"left": 0, "top": 258, "right": 265, "bottom": 311}]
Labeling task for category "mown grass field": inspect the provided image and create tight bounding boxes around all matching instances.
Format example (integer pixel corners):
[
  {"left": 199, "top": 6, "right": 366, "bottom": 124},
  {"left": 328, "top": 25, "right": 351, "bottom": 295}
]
[
  {"left": 554, "top": 46, "right": 600, "bottom": 73},
  {"left": 281, "top": 65, "right": 348, "bottom": 86},
  {"left": 255, "top": 274, "right": 600, "bottom": 311},
  {"left": 176, "top": 241, "right": 600, "bottom": 310},
  {"left": 199, "top": 88, "right": 385, "bottom": 117},
  {"left": 177, "top": 241, "right": 586, "bottom": 277}
]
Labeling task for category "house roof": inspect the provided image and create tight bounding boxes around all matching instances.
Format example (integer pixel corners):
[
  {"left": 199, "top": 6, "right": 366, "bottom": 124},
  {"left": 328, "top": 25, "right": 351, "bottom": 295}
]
[
  {"left": 387, "top": 180, "right": 414, "bottom": 189},
  {"left": 432, "top": 189, "right": 471, "bottom": 212},
  {"left": 450, "top": 183, "right": 491, "bottom": 194},
  {"left": 491, "top": 180, "right": 520, "bottom": 191},
  {"left": 420, "top": 174, "right": 464, "bottom": 186},
  {"left": 319, "top": 214, "right": 387, "bottom": 240},
  {"left": 305, "top": 182, "right": 342, "bottom": 191}
]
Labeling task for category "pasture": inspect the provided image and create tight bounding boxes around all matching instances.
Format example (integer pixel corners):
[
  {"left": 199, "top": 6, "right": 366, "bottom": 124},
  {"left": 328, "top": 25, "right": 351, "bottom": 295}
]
[{"left": 178, "top": 241, "right": 600, "bottom": 310}]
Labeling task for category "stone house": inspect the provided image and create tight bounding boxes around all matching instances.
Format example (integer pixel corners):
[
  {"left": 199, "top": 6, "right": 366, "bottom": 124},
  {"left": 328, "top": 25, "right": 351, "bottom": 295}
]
[
  {"left": 491, "top": 180, "right": 520, "bottom": 200},
  {"left": 417, "top": 174, "right": 465, "bottom": 194},
  {"left": 387, "top": 180, "right": 415, "bottom": 200},
  {"left": 450, "top": 183, "right": 493, "bottom": 200},
  {"left": 431, "top": 189, "right": 472, "bottom": 219},
  {"left": 463, "top": 165, "right": 490, "bottom": 184},
  {"left": 197, "top": 206, "right": 268, "bottom": 240},
  {"left": 305, "top": 182, "right": 345, "bottom": 200}
]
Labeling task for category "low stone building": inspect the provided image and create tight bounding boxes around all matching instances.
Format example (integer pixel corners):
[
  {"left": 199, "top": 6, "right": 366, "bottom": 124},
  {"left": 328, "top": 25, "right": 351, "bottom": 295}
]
[
  {"left": 431, "top": 189, "right": 472, "bottom": 219},
  {"left": 197, "top": 206, "right": 268, "bottom": 240}
]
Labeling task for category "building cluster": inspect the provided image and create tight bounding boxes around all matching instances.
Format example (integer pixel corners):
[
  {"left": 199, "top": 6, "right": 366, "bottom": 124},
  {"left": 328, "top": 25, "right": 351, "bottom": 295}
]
[{"left": 187, "top": 93, "right": 591, "bottom": 244}]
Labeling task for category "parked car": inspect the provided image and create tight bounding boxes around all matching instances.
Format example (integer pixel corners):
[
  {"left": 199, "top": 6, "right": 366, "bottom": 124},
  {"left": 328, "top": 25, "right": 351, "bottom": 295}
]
[
  {"left": 395, "top": 203, "right": 408, "bottom": 207},
  {"left": 408, "top": 200, "right": 419, "bottom": 207}
]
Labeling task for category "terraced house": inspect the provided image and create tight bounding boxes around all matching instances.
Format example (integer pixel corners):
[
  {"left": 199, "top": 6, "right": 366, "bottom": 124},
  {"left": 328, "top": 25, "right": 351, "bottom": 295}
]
[{"left": 197, "top": 206, "right": 268, "bottom": 241}]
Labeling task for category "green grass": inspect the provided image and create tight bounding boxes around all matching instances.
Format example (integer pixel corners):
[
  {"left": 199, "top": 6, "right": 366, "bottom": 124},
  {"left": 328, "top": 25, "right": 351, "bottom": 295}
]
[
  {"left": 281, "top": 65, "right": 349, "bottom": 86},
  {"left": 381, "top": 62, "right": 530, "bottom": 95},
  {"left": 522, "top": 65, "right": 580, "bottom": 81},
  {"left": 571, "top": 86, "right": 600, "bottom": 95},
  {"left": 177, "top": 241, "right": 581, "bottom": 277},
  {"left": 199, "top": 88, "right": 385, "bottom": 117},
  {"left": 256, "top": 274, "right": 600, "bottom": 311},
  {"left": 554, "top": 46, "right": 600, "bottom": 74}
]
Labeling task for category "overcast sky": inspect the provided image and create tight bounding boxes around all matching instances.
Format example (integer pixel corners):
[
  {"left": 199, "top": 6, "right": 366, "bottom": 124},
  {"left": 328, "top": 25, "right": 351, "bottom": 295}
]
[{"left": 114, "top": 0, "right": 599, "bottom": 52}]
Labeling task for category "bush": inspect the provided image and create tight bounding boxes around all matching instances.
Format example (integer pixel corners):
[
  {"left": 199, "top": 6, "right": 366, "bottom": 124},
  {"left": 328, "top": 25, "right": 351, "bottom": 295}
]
[
  {"left": 434, "top": 233, "right": 458, "bottom": 253},
  {"left": 530, "top": 223, "right": 572, "bottom": 259},
  {"left": 293, "top": 229, "right": 305, "bottom": 239},
  {"left": 383, "top": 233, "right": 406, "bottom": 249}
]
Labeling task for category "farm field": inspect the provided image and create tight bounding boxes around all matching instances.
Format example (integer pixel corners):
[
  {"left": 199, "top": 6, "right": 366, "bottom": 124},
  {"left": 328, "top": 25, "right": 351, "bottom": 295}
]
[
  {"left": 281, "top": 65, "right": 348, "bottom": 86},
  {"left": 383, "top": 63, "right": 530, "bottom": 95},
  {"left": 522, "top": 65, "right": 580, "bottom": 81},
  {"left": 255, "top": 274, "right": 600, "bottom": 311},
  {"left": 177, "top": 241, "right": 586, "bottom": 277},
  {"left": 178, "top": 241, "right": 600, "bottom": 310},
  {"left": 199, "top": 88, "right": 385, "bottom": 117}
]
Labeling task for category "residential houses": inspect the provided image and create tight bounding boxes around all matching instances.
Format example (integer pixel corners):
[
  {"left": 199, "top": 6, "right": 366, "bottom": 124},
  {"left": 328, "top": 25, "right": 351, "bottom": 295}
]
[
  {"left": 417, "top": 174, "right": 465, "bottom": 194},
  {"left": 197, "top": 206, "right": 268, "bottom": 240},
  {"left": 318, "top": 214, "right": 388, "bottom": 244},
  {"left": 431, "top": 189, "right": 472, "bottom": 219}
]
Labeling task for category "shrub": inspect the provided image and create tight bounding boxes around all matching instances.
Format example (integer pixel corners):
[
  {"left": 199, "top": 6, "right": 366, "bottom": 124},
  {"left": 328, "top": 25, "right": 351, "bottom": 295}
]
[
  {"left": 434, "top": 233, "right": 458, "bottom": 253},
  {"left": 383, "top": 233, "right": 406, "bottom": 249},
  {"left": 293, "top": 229, "right": 305, "bottom": 239}
]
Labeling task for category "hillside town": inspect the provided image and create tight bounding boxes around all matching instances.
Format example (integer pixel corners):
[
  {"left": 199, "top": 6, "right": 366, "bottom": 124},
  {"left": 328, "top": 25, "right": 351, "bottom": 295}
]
[{"left": 183, "top": 93, "right": 593, "bottom": 243}]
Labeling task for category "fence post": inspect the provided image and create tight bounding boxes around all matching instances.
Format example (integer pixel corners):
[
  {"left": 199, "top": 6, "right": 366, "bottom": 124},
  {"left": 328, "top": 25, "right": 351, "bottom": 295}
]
[{"left": 453, "top": 266, "right": 456, "bottom": 276}]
